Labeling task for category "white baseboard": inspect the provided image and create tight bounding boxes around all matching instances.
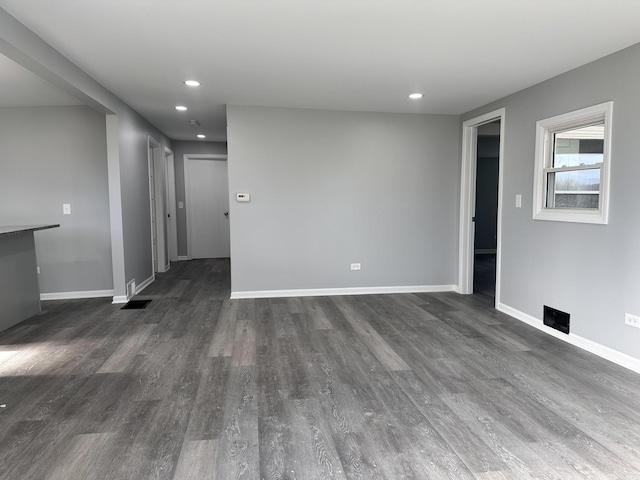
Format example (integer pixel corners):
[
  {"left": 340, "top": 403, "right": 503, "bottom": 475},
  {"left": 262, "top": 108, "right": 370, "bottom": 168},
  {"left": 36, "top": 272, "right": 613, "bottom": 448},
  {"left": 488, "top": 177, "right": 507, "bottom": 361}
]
[
  {"left": 136, "top": 274, "right": 154, "bottom": 295},
  {"left": 112, "top": 295, "right": 128, "bottom": 304},
  {"left": 177, "top": 256, "right": 189, "bottom": 261},
  {"left": 230, "top": 284, "right": 457, "bottom": 300},
  {"left": 41, "top": 289, "right": 114, "bottom": 301},
  {"left": 113, "top": 274, "right": 155, "bottom": 304},
  {"left": 498, "top": 302, "right": 640, "bottom": 375}
]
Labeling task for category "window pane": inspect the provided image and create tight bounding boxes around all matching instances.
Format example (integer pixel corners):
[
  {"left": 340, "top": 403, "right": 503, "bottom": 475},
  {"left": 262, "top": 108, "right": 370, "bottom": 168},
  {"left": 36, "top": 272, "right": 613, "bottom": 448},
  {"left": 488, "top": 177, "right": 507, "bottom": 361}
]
[
  {"left": 547, "top": 168, "right": 600, "bottom": 209},
  {"left": 553, "top": 124, "right": 604, "bottom": 167}
]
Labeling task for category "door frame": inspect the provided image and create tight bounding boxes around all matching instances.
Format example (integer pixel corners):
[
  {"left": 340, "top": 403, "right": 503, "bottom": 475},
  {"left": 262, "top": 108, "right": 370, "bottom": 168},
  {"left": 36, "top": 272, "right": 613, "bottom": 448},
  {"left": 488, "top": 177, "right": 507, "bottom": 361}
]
[
  {"left": 147, "top": 136, "right": 167, "bottom": 275},
  {"left": 458, "top": 108, "right": 505, "bottom": 306},
  {"left": 183, "top": 153, "right": 229, "bottom": 260},
  {"left": 164, "top": 147, "right": 178, "bottom": 263}
]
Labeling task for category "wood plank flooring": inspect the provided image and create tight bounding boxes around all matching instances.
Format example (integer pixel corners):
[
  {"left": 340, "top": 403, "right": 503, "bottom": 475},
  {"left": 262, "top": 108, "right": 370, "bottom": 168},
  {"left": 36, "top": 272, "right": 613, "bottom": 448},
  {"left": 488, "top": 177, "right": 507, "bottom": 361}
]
[{"left": 1, "top": 258, "right": 640, "bottom": 479}]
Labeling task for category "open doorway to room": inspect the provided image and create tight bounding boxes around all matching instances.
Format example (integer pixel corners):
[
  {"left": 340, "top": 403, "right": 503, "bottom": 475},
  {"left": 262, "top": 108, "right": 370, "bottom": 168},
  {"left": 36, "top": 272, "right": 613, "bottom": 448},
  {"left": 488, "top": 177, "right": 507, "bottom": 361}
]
[
  {"left": 458, "top": 108, "right": 504, "bottom": 307},
  {"left": 473, "top": 120, "right": 500, "bottom": 298}
]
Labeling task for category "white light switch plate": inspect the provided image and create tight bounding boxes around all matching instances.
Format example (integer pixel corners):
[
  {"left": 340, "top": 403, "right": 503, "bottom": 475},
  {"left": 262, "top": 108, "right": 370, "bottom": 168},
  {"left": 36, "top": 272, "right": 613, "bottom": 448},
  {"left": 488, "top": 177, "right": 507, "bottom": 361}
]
[
  {"left": 515, "top": 195, "right": 522, "bottom": 208},
  {"left": 63, "top": 203, "right": 71, "bottom": 215},
  {"left": 178, "top": 201, "right": 184, "bottom": 209},
  {"left": 236, "top": 193, "right": 251, "bottom": 202}
]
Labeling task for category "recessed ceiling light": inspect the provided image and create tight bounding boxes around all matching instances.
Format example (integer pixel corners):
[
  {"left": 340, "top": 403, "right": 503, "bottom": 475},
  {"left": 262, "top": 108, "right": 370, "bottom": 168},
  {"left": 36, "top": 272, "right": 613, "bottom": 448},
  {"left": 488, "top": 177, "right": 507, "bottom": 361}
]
[
  {"left": 409, "top": 93, "right": 424, "bottom": 100},
  {"left": 184, "top": 80, "right": 200, "bottom": 87},
  {"left": 175, "top": 105, "right": 187, "bottom": 111},
  {"left": 197, "top": 134, "right": 206, "bottom": 139}
]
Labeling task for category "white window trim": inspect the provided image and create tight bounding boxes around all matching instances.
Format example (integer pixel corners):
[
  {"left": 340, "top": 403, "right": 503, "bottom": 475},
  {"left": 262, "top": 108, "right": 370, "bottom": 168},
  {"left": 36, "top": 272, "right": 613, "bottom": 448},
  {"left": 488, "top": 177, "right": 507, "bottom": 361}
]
[{"left": 532, "top": 101, "right": 613, "bottom": 224}]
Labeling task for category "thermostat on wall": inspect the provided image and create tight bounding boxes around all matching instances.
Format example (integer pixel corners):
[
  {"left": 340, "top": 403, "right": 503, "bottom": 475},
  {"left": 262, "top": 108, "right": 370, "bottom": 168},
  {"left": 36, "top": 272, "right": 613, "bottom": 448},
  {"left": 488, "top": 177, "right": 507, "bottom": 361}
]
[{"left": 236, "top": 193, "right": 251, "bottom": 202}]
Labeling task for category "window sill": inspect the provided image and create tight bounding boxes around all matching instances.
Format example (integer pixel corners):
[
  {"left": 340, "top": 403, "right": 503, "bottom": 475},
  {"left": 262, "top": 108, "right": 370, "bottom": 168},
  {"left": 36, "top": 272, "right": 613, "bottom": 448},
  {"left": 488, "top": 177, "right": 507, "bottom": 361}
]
[{"left": 533, "top": 208, "right": 607, "bottom": 224}]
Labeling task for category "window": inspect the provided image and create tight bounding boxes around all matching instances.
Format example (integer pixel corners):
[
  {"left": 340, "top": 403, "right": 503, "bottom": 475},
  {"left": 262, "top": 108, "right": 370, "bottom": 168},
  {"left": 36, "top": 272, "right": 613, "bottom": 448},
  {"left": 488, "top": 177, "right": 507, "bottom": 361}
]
[{"left": 533, "top": 102, "right": 613, "bottom": 224}]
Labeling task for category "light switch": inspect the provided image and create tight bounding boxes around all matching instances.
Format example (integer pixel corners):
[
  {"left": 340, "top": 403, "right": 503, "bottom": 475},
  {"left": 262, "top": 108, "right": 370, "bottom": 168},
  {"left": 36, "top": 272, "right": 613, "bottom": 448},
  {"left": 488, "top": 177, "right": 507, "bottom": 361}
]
[
  {"left": 515, "top": 195, "right": 522, "bottom": 208},
  {"left": 63, "top": 203, "right": 71, "bottom": 215},
  {"left": 236, "top": 193, "right": 251, "bottom": 202},
  {"left": 178, "top": 201, "right": 184, "bottom": 209}
]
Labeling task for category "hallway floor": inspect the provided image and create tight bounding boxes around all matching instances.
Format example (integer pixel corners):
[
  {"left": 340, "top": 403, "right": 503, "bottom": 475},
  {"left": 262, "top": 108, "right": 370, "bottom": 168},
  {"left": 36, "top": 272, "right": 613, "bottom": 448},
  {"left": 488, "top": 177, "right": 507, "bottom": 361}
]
[{"left": 474, "top": 253, "right": 496, "bottom": 299}]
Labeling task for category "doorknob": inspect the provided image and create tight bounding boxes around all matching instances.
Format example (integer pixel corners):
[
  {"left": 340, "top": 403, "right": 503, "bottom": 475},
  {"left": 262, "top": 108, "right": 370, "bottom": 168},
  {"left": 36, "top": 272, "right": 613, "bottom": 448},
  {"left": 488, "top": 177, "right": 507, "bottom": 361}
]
[{"left": 224, "top": 212, "right": 229, "bottom": 217}]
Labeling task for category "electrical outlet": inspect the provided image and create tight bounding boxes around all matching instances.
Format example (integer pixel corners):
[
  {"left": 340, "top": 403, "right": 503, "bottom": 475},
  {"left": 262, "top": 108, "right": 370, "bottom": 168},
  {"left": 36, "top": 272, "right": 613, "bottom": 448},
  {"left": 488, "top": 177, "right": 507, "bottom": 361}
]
[
  {"left": 625, "top": 313, "right": 640, "bottom": 328},
  {"left": 350, "top": 263, "right": 361, "bottom": 271}
]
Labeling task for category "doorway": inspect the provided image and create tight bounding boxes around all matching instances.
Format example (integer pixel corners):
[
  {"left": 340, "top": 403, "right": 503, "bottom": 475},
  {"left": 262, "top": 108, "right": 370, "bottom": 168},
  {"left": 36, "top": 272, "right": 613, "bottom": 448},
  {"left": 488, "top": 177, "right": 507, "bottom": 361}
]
[
  {"left": 458, "top": 108, "right": 505, "bottom": 306},
  {"left": 184, "top": 154, "right": 230, "bottom": 259},
  {"left": 473, "top": 120, "right": 500, "bottom": 298}
]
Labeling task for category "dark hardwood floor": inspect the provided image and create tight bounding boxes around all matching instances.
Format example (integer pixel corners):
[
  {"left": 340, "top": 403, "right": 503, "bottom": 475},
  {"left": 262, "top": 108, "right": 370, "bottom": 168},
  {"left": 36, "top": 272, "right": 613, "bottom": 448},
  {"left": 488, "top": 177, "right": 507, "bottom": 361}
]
[
  {"left": 1, "top": 258, "right": 640, "bottom": 479},
  {"left": 473, "top": 253, "right": 496, "bottom": 299}
]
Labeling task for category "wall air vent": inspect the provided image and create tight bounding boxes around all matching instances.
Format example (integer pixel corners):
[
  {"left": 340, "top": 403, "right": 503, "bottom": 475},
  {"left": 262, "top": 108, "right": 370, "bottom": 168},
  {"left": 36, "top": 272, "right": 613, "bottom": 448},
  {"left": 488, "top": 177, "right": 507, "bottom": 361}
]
[
  {"left": 126, "top": 280, "right": 136, "bottom": 300},
  {"left": 543, "top": 305, "right": 570, "bottom": 334}
]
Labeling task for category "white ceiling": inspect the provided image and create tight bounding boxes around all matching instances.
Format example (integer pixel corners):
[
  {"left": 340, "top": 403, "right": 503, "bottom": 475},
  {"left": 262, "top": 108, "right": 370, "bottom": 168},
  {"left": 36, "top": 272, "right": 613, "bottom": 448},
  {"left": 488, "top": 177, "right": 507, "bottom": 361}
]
[
  {"left": 2, "top": 0, "right": 640, "bottom": 142},
  {"left": 0, "top": 54, "right": 82, "bottom": 107}
]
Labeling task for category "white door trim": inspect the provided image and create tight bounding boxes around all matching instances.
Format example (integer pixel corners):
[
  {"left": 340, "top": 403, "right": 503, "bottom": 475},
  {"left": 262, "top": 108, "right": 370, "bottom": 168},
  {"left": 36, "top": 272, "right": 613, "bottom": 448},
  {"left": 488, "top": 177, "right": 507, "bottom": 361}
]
[
  {"left": 147, "top": 136, "right": 166, "bottom": 275},
  {"left": 458, "top": 108, "right": 505, "bottom": 307},
  {"left": 165, "top": 147, "right": 178, "bottom": 263},
  {"left": 184, "top": 153, "right": 228, "bottom": 259}
]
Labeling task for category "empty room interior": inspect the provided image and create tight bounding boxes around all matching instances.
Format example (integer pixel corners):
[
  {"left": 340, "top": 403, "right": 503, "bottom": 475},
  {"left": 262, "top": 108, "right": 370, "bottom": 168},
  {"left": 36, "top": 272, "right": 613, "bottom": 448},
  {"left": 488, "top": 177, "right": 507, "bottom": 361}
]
[{"left": 1, "top": 2, "right": 640, "bottom": 479}]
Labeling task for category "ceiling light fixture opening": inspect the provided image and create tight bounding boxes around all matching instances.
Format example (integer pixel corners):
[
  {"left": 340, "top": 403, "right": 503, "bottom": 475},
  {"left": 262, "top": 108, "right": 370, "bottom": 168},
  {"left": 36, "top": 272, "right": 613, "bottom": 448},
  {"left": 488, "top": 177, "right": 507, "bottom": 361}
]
[
  {"left": 184, "top": 80, "right": 200, "bottom": 87},
  {"left": 175, "top": 105, "right": 187, "bottom": 111},
  {"left": 409, "top": 93, "right": 424, "bottom": 100}
]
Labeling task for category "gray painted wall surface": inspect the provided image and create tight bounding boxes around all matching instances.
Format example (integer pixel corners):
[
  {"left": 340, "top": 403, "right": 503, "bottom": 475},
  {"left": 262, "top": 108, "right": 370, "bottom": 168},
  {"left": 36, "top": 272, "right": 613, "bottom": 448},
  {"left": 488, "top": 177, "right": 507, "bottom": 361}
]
[
  {"left": 463, "top": 42, "right": 640, "bottom": 360},
  {"left": 227, "top": 106, "right": 460, "bottom": 293},
  {"left": 1, "top": 9, "right": 173, "bottom": 298},
  {"left": 118, "top": 109, "right": 163, "bottom": 287},
  {"left": 172, "top": 140, "right": 228, "bottom": 257},
  {"left": 0, "top": 106, "right": 113, "bottom": 293}
]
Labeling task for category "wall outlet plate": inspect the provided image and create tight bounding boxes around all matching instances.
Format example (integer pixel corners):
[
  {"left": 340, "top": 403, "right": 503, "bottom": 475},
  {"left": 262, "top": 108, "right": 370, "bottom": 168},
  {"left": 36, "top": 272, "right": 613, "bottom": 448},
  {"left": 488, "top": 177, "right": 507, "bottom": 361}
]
[
  {"left": 625, "top": 313, "right": 640, "bottom": 328},
  {"left": 350, "top": 263, "right": 361, "bottom": 270}
]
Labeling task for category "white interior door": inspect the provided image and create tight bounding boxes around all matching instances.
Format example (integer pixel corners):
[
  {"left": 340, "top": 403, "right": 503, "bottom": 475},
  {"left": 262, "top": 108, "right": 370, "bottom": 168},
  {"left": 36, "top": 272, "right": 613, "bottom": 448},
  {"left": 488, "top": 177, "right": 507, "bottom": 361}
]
[
  {"left": 154, "top": 150, "right": 168, "bottom": 271},
  {"left": 187, "top": 157, "right": 230, "bottom": 258},
  {"left": 148, "top": 137, "right": 167, "bottom": 273},
  {"left": 148, "top": 144, "right": 158, "bottom": 273},
  {"left": 165, "top": 149, "right": 178, "bottom": 262}
]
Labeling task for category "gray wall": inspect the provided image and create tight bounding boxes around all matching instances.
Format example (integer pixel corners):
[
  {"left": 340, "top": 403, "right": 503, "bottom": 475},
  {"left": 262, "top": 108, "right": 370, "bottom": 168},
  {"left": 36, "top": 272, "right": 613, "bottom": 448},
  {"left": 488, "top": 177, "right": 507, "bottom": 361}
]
[
  {"left": 0, "top": 106, "right": 113, "bottom": 293},
  {"left": 172, "top": 140, "right": 228, "bottom": 258},
  {"left": 463, "top": 42, "right": 640, "bottom": 360},
  {"left": 117, "top": 109, "right": 170, "bottom": 287},
  {"left": 1, "top": 9, "right": 173, "bottom": 298},
  {"left": 227, "top": 106, "right": 460, "bottom": 293}
]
